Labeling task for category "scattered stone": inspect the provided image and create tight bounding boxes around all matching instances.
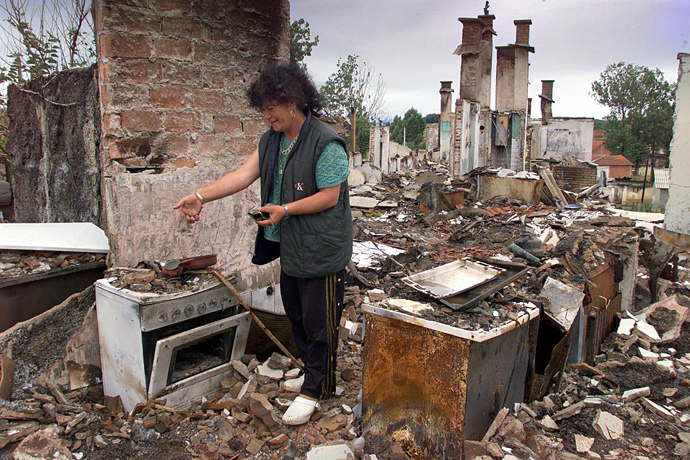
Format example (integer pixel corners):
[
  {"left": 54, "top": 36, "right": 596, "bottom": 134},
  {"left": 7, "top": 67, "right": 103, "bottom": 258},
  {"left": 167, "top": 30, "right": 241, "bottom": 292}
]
[
  {"left": 662, "top": 388, "right": 678, "bottom": 397},
  {"left": 641, "top": 397, "right": 675, "bottom": 422},
  {"left": 340, "top": 368, "right": 356, "bottom": 382},
  {"left": 267, "top": 433, "right": 288, "bottom": 448},
  {"left": 316, "top": 414, "right": 347, "bottom": 433},
  {"left": 638, "top": 348, "right": 659, "bottom": 361},
  {"left": 552, "top": 401, "right": 585, "bottom": 421},
  {"left": 256, "top": 363, "right": 284, "bottom": 380},
  {"left": 367, "top": 288, "right": 387, "bottom": 302},
  {"left": 593, "top": 412, "right": 624, "bottom": 440},
  {"left": 675, "top": 396, "right": 690, "bottom": 410},
  {"left": 232, "top": 360, "right": 251, "bottom": 379},
  {"left": 267, "top": 352, "right": 291, "bottom": 370},
  {"left": 305, "top": 443, "right": 355, "bottom": 460},
  {"left": 93, "top": 435, "right": 107, "bottom": 448},
  {"left": 622, "top": 387, "right": 650, "bottom": 402},
  {"left": 217, "top": 418, "right": 235, "bottom": 442},
  {"left": 285, "top": 368, "right": 301, "bottom": 380},
  {"left": 9, "top": 430, "right": 72, "bottom": 460},
  {"left": 674, "top": 442, "right": 690, "bottom": 456},
  {"left": 540, "top": 415, "right": 559, "bottom": 431},
  {"left": 657, "top": 359, "right": 675, "bottom": 372},
  {"left": 245, "top": 437, "right": 265, "bottom": 456},
  {"left": 575, "top": 434, "right": 595, "bottom": 453},
  {"left": 248, "top": 393, "right": 280, "bottom": 435},
  {"left": 635, "top": 320, "right": 661, "bottom": 342}
]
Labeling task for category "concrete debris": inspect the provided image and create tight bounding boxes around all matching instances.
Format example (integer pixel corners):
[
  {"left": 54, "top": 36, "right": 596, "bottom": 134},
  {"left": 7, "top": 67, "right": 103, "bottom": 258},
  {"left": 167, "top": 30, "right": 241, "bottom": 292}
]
[
  {"left": 593, "top": 411, "right": 624, "bottom": 440},
  {"left": 3, "top": 162, "right": 690, "bottom": 460},
  {"left": 621, "top": 386, "right": 650, "bottom": 402},
  {"left": 305, "top": 443, "right": 355, "bottom": 460},
  {"left": 574, "top": 433, "right": 595, "bottom": 453}
]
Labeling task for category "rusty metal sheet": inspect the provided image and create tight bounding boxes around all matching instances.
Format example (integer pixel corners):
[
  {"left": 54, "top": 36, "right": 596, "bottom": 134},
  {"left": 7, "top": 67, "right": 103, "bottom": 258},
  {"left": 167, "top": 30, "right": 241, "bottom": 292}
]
[
  {"left": 584, "top": 259, "right": 620, "bottom": 364},
  {"left": 442, "top": 259, "right": 530, "bottom": 310},
  {"left": 363, "top": 312, "right": 470, "bottom": 459},
  {"left": 0, "top": 261, "right": 105, "bottom": 332},
  {"left": 401, "top": 258, "right": 504, "bottom": 300}
]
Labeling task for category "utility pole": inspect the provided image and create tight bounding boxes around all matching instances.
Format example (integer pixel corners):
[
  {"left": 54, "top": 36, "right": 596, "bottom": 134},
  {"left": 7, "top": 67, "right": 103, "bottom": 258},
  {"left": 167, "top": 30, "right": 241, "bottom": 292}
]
[{"left": 350, "top": 108, "right": 357, "bottom": 154}]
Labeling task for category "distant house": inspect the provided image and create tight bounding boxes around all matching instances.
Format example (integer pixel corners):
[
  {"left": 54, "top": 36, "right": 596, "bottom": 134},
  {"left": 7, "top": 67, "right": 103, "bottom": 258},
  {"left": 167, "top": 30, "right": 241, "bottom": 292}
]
[
  {"left": 594, "top": 154, "right": 634, "bottom": 180},
  {"left": 591, "top": 130, "right": 612, "bottom": 162}
]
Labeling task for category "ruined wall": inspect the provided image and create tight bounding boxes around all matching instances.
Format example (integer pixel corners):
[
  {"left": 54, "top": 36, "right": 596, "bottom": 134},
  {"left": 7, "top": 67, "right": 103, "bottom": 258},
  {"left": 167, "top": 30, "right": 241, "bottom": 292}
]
[
  {"left": 95, "top": 0, "right": 289, "bottom": 287},
  {"left": 425, "top": 123, "right": 439, "bottom": 151},
  {"left": 8, "top": 66, "right": 101, "bottom": 224},
  {"left": 531, "top": 118, "right": 594, "bottom": 162},
  {"left": 552, "top": 165, "right": 597, "bottom": 192},
  {"left": 665, "top": 53, "right": 690, "bottom": 235}
]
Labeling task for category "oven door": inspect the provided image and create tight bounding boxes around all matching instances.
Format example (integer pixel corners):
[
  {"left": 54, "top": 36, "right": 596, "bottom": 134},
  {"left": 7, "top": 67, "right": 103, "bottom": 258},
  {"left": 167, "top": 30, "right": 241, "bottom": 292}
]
[{"left": 148, "top": 311, "right": 251, "bottom": 400}]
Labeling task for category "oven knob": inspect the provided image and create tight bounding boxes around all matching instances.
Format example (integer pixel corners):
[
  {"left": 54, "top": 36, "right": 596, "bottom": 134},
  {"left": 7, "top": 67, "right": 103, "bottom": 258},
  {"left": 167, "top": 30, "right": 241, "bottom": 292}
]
[
  {"left": 197, "top": 302, "right": 206, "bottom": 314},
  {"left": 184, "top": 304, "right": 194, "bottom": 317},
  {"left": 220, "top": 296, "right": 228, "bottom": 308},
  {"left": 171, "top": 308, "right": 181, "bottom": 321},
  {"left": 158, "top": 312, "right": 168, "bottom": 323},
  {"left": 209, "top": 299, "right": 217, "bottom": 310}
]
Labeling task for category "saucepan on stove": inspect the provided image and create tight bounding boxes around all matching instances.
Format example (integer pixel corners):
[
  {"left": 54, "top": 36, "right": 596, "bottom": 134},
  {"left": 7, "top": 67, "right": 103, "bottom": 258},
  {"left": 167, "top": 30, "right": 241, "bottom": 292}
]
[{"left": 162, "top": 254, "right": 217, "bottom": 277}]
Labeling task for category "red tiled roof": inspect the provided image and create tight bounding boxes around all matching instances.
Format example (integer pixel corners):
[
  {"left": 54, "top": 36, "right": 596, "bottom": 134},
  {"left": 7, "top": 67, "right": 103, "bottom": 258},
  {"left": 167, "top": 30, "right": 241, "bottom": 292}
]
[{"left": 594, "top": 154, "right": 634, "bottom": 166}]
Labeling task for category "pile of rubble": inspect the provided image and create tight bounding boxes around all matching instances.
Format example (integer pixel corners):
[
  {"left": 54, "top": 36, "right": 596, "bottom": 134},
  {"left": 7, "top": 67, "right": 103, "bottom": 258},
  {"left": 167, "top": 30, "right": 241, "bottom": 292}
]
[
  {"left": 0, "top": 251, "right": 105, "bottom": 280},
  {"left": 3, "top": 165, "right": 690, "bottom": 459},
  {"left": 470, "top": 296, "right": 690, "bottom": 459}
]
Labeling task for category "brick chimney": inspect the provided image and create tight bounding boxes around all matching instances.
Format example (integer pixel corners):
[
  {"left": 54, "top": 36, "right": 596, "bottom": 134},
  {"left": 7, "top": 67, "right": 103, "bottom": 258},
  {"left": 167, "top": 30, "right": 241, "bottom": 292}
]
[
  {"left": 514, "top": 19, "right": 532, "bottom": 46},
  {"left": 540, "top": 80, "right": 554, "bottom": 124}
]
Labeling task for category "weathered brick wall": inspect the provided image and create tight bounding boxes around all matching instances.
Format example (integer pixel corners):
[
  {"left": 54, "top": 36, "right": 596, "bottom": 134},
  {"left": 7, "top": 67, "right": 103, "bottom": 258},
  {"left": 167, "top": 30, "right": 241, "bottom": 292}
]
[
  {"left": 95, "top": 0, "right": 289, "bottom": 287},
  {"left": 552, "top": 165, "right": 597, "bottom": 192},
  {"left": 95, "top": 0, "right": 288, "bottom": 171},
  {"left": 8, "top": 66, "right": 101, "bottom": 224}
]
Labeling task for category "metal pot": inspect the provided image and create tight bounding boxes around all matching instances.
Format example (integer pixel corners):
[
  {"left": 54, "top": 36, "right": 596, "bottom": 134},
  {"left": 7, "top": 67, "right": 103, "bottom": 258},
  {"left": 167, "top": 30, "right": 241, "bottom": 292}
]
[{"left": 162, "top": 254, "right": 217, "bottom": 277}]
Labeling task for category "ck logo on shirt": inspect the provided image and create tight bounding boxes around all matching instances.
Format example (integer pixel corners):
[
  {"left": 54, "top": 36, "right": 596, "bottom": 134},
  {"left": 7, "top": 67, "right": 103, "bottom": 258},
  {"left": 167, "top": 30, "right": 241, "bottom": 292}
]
[{"left": 294, "top": 183, "right": 305, "bottom": 191}]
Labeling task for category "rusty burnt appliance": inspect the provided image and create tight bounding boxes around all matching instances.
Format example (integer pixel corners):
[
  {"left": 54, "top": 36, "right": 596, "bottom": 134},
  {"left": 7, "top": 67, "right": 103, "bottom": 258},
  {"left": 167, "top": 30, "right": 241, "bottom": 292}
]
[
  {"left": 95, "top": 275, "right": 251, "bottom": 412},
  {"left": 362, "top": 303, "right": 539, "bottom": 458},
  {"left": 0, "top": 223, "right": 109, "bottom": 333}
]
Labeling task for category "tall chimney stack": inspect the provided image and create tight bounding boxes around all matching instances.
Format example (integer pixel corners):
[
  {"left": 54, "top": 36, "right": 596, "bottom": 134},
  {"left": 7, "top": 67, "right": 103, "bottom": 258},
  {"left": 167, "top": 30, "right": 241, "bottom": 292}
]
[
  {"left": 540, "top": 80, "right": 554, "bottom": 124},
  {"left": 514, "top": 19, "right": 532, "bottom": 46}
]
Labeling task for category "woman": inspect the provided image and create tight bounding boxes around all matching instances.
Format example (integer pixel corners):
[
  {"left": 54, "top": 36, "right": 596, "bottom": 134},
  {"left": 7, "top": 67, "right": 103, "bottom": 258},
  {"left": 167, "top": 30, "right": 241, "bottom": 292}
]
[{"left": 174, "top": 62, "right": 352, "bottom": 426}]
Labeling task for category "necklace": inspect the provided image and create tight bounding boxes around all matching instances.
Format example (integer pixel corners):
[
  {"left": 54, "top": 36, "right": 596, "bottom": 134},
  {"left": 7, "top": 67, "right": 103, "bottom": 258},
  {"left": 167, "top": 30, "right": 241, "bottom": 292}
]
[{"left": 280, "top": 134, "right": 298, "bottom": 156}]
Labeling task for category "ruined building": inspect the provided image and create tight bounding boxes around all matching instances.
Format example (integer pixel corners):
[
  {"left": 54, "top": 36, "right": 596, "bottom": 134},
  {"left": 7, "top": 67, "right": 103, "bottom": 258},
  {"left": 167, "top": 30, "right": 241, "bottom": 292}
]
[
  {"left": 450, "top": 13, "right": 534, "bottom": 177},
  {"left": 447, "top": 10, "right": 596, "bottom": 181},
  {"left": 8, "top": 0, "right": 291, "bottom": 292}
]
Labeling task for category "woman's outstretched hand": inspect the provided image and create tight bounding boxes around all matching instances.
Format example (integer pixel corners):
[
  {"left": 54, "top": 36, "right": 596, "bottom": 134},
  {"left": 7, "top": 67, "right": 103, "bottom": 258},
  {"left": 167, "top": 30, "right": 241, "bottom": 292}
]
[{"left": 173, "top": 194, "right": 203, "bottom": 226}]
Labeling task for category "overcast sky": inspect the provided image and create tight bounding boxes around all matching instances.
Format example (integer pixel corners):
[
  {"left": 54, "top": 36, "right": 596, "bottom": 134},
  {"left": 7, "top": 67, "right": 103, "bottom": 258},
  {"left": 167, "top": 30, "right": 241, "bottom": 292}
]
[{"left": 290, "top": 0, "right": 689, "bottom": 120}]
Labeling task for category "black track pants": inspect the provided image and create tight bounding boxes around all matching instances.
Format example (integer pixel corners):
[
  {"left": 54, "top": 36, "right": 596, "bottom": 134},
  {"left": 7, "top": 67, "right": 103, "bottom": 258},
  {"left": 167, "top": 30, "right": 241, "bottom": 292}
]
[{"left": 280, "top": 269, "right": 345, "bottom": 399}]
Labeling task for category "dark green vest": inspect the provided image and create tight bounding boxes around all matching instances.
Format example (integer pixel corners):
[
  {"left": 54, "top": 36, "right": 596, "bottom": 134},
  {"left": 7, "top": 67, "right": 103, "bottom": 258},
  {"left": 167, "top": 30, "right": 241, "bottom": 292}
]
[{"left": 256, "top": 114, "right": 352, "bottom": 278}]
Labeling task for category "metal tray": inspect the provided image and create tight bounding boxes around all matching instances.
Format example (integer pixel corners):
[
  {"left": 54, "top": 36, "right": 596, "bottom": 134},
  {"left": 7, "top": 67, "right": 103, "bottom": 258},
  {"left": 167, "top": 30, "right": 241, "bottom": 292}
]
[{"left": 401, "top": 258, "right": 505, "bottom": 299}]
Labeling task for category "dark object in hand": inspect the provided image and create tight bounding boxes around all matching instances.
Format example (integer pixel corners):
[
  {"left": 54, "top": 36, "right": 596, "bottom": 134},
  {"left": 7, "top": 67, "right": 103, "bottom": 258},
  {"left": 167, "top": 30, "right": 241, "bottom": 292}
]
[{"left": 248, "top": 208, "right": 270, "bottom": 221}]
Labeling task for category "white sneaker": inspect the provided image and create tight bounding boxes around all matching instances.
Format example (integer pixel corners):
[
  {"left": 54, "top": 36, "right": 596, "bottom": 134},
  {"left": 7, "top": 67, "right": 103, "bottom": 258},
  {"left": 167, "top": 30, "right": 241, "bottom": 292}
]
[
  {"left": 284, "top": 375, "right": 304, "bottom": 393},
  {"left": 282, "top": 396, "right": 320, "bottom": 425}
]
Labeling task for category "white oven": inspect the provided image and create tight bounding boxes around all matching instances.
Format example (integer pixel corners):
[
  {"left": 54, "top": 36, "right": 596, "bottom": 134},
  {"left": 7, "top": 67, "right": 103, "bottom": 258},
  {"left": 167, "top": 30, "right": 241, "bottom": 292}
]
[{"left": 95, "top": 278, "right": 251, "bottom": 412}]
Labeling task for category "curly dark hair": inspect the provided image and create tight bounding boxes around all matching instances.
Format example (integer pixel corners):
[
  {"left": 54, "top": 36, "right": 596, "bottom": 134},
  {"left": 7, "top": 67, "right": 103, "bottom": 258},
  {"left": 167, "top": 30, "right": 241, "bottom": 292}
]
[{"left": 247, "top": 61, "right": 323, "bottom": 117}]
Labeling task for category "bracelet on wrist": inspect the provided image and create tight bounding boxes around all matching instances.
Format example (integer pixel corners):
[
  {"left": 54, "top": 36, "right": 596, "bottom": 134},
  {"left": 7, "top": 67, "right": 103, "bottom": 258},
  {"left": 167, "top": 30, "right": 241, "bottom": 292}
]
[
  {"left": 283, "top": 205, "right": 289, "bottom": 219},
  {"left": 195, "top": 191, "right": 206, "bottom": 206}
]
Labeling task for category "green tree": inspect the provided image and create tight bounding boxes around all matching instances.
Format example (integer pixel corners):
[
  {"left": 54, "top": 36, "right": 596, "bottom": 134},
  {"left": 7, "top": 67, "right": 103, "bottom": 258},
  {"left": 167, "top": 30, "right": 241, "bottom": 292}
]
[
  {"left": 320, "top": 54, "right": 386, "bottom": 153},
  {"left": 591, "top": 62, "right": 675, "bottom": 168},
  {"left": 390, "top": 107, "right": 426, "bottom": 150},
  {"left": 289, "top": 18, "right": 319, "bottom": 70},
  {"left": 0, "top": 0, "right": 95, "bottom": 106},
  {"left": 425, "top": 113, "right": 439, "bottom": 124}
]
